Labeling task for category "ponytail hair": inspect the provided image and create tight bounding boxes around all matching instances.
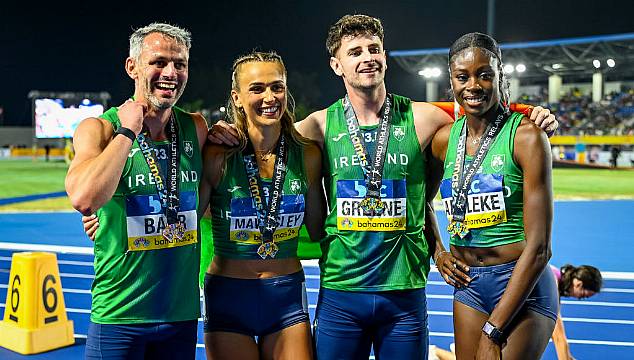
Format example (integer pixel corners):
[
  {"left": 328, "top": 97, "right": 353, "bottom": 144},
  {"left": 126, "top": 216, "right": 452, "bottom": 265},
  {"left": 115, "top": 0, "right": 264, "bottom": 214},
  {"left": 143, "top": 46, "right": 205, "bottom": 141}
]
[{"left": 559, "top": 264, "right": 603, "bottom": 297}]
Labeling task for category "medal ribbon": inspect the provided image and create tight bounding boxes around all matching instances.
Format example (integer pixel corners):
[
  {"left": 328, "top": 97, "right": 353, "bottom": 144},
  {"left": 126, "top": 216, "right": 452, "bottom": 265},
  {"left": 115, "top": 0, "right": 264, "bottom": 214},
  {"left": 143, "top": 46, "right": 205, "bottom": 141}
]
[
  {"left": 242, "top": 135, "right": 288, "bottom": 258},
  {"left": 136, "top": 112, "right": 180, "bottom": 225},
  {"left": 342, "top": 94, "right": 393, "bottom": 212},
  {"left": 450, "top": 107, "right": 508, "bottom": 223}
]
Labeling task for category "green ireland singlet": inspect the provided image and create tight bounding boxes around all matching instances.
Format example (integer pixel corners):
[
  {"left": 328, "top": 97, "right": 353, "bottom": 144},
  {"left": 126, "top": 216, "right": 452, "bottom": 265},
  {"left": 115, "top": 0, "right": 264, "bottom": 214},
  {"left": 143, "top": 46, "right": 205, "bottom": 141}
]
[
  {"left": 91, "top": 106, "right": 202, "bottom": 324},
  {"left": 321, "top": 94, "right": 429, "bottom": 291},
  {"left": 208, "top": 141, "right": 308, "bottom": 260},
  {"left": 440, "top": 112, "right": 525, "bottom": 247}
]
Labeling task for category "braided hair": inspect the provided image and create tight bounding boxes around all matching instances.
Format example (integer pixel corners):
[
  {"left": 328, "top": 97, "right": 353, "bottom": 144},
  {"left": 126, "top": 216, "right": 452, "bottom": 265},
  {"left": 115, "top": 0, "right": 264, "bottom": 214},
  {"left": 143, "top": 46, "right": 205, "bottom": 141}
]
[
  {"left": 448, "top": 32, "right": 510, "bottom": 114},
  {"left": 227, "top": 51, "right": 307, "bottom": 151}
]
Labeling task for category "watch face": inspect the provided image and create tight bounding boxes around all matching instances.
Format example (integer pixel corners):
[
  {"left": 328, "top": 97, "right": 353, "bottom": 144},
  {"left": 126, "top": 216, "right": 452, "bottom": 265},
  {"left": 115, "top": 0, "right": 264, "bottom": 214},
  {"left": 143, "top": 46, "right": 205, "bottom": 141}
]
[
  {"left": 483, "top": 322, "right": 494, "bottom": 335},
  {"left": 482, "top": 321, "right": 503, "bottom": 344}
]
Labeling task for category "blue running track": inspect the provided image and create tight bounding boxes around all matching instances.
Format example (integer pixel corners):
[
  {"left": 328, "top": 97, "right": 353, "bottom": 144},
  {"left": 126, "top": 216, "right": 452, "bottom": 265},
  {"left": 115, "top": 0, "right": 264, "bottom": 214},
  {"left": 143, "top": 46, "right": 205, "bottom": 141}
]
[{"left": 1, "top": 200, "right": 633, "bottom": 359}]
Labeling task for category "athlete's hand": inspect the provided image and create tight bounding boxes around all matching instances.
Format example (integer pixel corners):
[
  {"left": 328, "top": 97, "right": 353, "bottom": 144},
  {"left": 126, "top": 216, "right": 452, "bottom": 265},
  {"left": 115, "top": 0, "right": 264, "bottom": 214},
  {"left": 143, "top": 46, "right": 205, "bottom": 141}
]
[
  {"left": 435, "top": 251, "right": 471, "bottom": 288},
  {"left": 529, "top": 106, "right": 558, "bottom": 137},
  {"left": 475, "top": 334, "right": 502, "bottom": 360},
  {"left": 207, "top": 120, "right": 240, "bottom": 146},
  {"left": 117, "top": 99, "right": 147, "bottom": 136},
  {"left": 82, "top": 214, "right": 99, "bottom": 241}
]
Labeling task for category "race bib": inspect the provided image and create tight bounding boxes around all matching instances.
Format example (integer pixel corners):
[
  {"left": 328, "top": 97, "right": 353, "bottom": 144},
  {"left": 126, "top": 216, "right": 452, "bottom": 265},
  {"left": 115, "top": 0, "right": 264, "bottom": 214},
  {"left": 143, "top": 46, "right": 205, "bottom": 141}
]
[
  {"left": 229, "top": 194, "right": 305, "bottom": 244},
  {"left": 440, "top": 174, "right": 507, "bottom": 229},
  {"left": 336, "top": 179, "right": 406, "bottom": 231},
  {"left": 125, "top": 191, "right": 198, "bottom": 251}
]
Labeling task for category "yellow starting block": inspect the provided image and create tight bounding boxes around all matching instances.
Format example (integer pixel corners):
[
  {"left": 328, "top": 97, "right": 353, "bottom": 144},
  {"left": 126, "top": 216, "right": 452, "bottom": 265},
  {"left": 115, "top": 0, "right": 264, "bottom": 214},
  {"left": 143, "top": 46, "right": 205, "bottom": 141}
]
[{"left": 0, "top": 252, "right": 75, "bottom": 354}]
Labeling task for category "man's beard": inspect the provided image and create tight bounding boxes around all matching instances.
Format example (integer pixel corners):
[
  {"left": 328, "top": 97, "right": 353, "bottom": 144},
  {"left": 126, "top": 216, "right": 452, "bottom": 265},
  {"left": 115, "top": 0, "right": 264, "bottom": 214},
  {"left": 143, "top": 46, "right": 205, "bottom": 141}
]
[
  {"left": 144, "top": 79, "right": 187, "bottom": 110},
  {"left": 348, "top": 70, "right": 384, "bottom": 91}
]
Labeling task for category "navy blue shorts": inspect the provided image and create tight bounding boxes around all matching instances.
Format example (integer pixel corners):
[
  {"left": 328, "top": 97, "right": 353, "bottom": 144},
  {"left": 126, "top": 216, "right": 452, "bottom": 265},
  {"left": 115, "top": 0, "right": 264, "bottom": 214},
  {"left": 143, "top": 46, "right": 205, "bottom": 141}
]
[
  {"left": 203, "top": 271, "right": 309, "bottom": 336},
  {"left": 454, "top": 261, "right": 559, "bottom": 322},
  {"left": 85, "top": 320, "right": 197, "bottom": 359},
  {"left": 314, "top": 287, "right": 428, "bottom": 360}
]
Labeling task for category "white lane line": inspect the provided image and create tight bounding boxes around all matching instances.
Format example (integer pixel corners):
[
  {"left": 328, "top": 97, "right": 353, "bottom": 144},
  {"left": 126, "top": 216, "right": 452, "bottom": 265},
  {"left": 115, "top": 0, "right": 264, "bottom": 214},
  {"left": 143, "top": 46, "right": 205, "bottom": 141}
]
[
  {"left": 74, "top": 333, "right": 207, "bottom": 348},
  {"left": 430, "top": 331, "right": 455, "bottom": 338},
  {"left": 602, "top": 288, "right": 634, "bottom": 294},
  {"left": 1, "top": 257, "right": 95, "bottom": 267},
  {"left": 427, "top": 331, "right": 634, "bottom": 347},
  {"left": 427, "top": 280, "right": 450, "bottom": 286},
  {"left": 61, "top": 288, "right": 92, "bottom": 294},
  {"left": 429, "top": 311, "right": 453, "bottom": 316},
  {"left": 1, "top": 248, "right": 633, "bottom": 279},
  {"left": 59, "top": 272, "right": 94, "bottom": 279},
  {"left": 561, "top": 300, "right": 634, "bottom": 308},
  {"left": 1, "top": 257, "right": 94, "bottom": 267},
  {"left": 0, "top": 284, "right": 90, "bottom": 294},
  {"left": 568, "top": 339, "right": 634, "bottom": 346},
  {"left": 428, "top": 294, "right": 453, "bottom": 300},
  {"left": 0, "top": 271, "right": 93, "bottom": 279},
  {"left": 0, "top": 304, "right": 91, "bottom": 314},
  {"left": 58, "top": 260, "right": 94, "bottom": 266},
  {"left": 0, "top": 243, "right": 94, "bottom": 254},
  {"left": 301, "top": 260, "right": 319, "bottom": 267},
  {"left": 563, "top": 317, "right": 634, "bottom": 325},
  {"left": 602, "top": 272, "right": 634, "bottom": 281}
]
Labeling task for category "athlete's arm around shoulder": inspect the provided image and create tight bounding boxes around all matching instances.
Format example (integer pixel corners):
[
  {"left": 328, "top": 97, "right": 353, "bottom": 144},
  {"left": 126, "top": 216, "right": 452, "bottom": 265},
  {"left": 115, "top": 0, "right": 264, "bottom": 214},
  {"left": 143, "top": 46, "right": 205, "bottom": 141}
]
[
  {"left": 65, "top": 115, "right": 136, "bottom": 216},
  {"left": 424, "top": 122, "right": 453, "bottom": 266},
  {"left": 295, "top": 109, "right": 327, "bottom": 150},
  {"left": 411, "top": 101, "right": 453, "bottom": 151},
  {"left": 198, "top": 141, "right": 228, "bottom": 219},
  {"left": 190, "top": 111, "right": 209, "bottom": 152},
  {"left": 302, "top": 140, "right": 327, "bottom": 242}
]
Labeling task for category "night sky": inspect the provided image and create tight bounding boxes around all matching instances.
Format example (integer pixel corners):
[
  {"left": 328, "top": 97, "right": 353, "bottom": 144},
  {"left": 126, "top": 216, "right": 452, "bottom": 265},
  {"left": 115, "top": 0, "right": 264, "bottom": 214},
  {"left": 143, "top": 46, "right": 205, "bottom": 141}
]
[{"left": 1, "top": 0, "right": 633, "bottom": 125}]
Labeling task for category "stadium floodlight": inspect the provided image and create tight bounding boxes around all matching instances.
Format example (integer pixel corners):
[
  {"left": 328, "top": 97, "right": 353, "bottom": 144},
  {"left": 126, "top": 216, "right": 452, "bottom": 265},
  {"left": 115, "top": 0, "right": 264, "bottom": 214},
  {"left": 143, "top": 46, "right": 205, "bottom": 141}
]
[
  {"left": 515, "top": 64, "right": 526, "bottom": 73},
  {"left": 593, "top": 59, "right": 601, "bottom": 68},
  {"left": 418, "top": 67, "right": 441, "bottom": 78},
  {"left": 503, "top": 64, "right": 514, "bottom": 74},
  {"left": 81, "top": 99, "right": 91, "bottom": 106},
  {"left": 607, "top": 58, "right": 616, "bottom": 68}
]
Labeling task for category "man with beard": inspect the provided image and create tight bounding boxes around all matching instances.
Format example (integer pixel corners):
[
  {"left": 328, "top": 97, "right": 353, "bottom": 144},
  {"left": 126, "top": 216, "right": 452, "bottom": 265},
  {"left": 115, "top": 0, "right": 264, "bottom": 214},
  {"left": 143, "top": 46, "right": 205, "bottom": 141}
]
[{"left": 66, "top": 23, "right": 207, "bottom": 359}]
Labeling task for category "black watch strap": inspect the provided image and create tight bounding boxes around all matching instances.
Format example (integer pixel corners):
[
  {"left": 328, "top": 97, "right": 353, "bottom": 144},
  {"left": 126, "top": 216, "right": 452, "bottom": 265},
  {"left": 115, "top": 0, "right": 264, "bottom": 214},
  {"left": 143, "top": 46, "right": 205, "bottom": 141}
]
[
  {"left": 114, "top": 127, "right": 136, "bottom": 142},
  {"left": 482, "top": 321, "right": 505, "bottom": 345}
]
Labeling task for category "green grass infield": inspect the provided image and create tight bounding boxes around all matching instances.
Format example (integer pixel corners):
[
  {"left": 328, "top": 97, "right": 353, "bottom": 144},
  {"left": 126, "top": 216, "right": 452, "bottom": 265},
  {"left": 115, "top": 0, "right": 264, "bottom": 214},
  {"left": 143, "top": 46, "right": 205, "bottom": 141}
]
[{"left": 1, "top": 160, "right": 633, "bottom": 212}]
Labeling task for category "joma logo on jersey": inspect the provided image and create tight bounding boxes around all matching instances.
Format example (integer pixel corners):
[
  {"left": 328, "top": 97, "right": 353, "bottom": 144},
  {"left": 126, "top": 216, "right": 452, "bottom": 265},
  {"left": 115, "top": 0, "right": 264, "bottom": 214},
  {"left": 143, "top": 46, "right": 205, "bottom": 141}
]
[{"left": 333, "top": 153, "right": 409, "bottom": 169}]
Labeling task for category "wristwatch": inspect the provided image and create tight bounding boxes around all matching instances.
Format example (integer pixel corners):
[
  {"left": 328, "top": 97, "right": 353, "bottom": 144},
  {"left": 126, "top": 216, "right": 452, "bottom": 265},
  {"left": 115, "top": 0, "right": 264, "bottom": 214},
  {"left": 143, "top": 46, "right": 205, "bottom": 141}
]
[
  {"left": 114, "top": 127, "right": 136, "bottom": 142},
  {"left": 482, "top": 321, "right": 505, "bottom": 345}
]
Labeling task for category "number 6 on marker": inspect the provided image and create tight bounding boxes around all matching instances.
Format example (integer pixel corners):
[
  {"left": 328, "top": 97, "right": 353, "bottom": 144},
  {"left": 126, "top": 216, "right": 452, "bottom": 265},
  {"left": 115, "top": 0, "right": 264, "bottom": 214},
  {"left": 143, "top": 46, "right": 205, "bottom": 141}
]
[
  {"left": 42, "top": 275, "right": 58, "bottom": 323},
  {"left": 10, "top": 275, "right": 21, "bottom": 322}
]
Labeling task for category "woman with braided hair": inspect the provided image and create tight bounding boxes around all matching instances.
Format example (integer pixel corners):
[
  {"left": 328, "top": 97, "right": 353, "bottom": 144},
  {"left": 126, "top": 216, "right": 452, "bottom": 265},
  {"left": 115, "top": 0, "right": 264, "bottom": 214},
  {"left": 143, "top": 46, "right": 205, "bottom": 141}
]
[
  {"left": 429, "top": 32, "right": 559, "bottom": 360},
  {"left": 198, "top": 50, "right": 325, "bottom": 360}
]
